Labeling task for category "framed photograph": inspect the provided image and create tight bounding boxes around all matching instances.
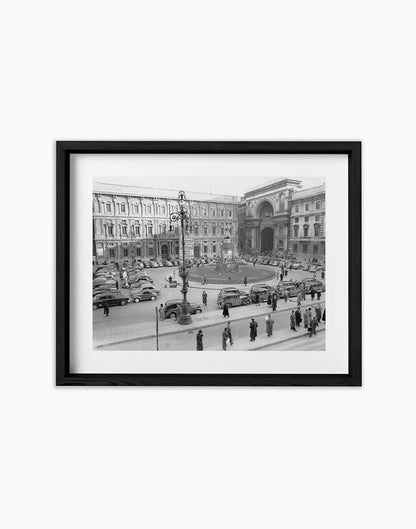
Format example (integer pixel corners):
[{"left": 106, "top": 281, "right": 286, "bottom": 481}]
[{"left": 56, "top": 141, "right": 361, "bottom": 386}]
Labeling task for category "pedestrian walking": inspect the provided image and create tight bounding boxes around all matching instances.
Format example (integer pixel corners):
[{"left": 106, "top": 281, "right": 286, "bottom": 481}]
[
  {"left": 321, "top": 271, "right": 325, "bottom": 280},
  {"left": 301, "top": 284, "right": 306, "bottom": 300},
  {"left": 249, "top": 318, "right": 258, "bottom": 341},
  {"left": 196, "top": 330, "right": 204, "bottom": 351},
  {"left": 297, "top": 291, "right": 302, "bottom": 307},
  {"left": 222, "top": 304, "right": 230, "bottom": 318},
  {"left": 226, "top": 321, "right": 233, "bottom": 345},
  {"left": 295, "top": 307, "right": 302, "bottom": 326},
  {"left": 253, "top": 260, "right": 256, "bottom": 267},
  {"left": 267, "top": 292, "right": 272, "bottom": 306},
  {"left": 103, "top": 303, "right": 109, "bottom": 317},
  {"left": 322, "top": 308, "right": 326, "bottom": 322},
  {"left": 244, "top": 275, "right": 247, "bottom": 287},
  {"left": 284, "top": 269, "right": 288, "bottom": 277},
  {"left": 222, "top": 328, "right": 228, "bottom": 350},
  {"left": 290, "top": 311, "right": 297, "bottom": 331},
  {"left": 271, "top": 293, "right": 277, "bottom": 312},
  {"left": 310, "top": 288, "right": 315, "bottom": 301},
  {"left": 317, "top": 290, "right": 321, "bottom": 301},
  {"left": 303, "top": 308, "right": 309, "bottom": 329},
  {"left": 280, "top": 273, "right": 284, "bottom": 282},
  {"left": 202, "top": 290, "right": 207, "bottom": 306},
  {"left": 266, "top": 314, "right": 274, "bottom": 337},
  {"left": 159, "top": 304, "right": 165, "bottom": 321},
  {"left": 283, "top": 290, "right": 288, "bottom": 303},
  {"left": 309, "top": 317, "right": 319, "bottom": 337},
  {"left": 255, "top": 293, "right": 260, "bottom": 306},
  {"left": 307, "top": 308, "right": 313, "bottom": 332},
  {"left": 203, "top": 274, "right": 207, "bottom": 285},
  {"left": 315, "top": 304, "right": 322, "bottom": 323}
]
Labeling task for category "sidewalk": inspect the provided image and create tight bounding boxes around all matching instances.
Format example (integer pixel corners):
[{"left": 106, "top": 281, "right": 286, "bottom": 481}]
[{"left": 94, "top": 297, "right": 325, "bottom": 348}]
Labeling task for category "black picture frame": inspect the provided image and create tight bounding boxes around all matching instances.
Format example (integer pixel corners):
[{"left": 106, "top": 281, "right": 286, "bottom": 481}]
[{"left": 56, "top": 141, "right": 361, "bottom": 386}]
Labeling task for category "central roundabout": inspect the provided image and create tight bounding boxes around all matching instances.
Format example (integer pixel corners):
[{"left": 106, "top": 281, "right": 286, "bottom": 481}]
[{"left": 187, "top": 263, "right": 276, "bottom": 285}]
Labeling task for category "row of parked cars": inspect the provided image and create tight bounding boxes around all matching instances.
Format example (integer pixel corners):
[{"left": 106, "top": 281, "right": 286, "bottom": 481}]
[
  {"left": 216, "top": 279, "right": 325, "bottom": 309},
  {"left": 133, "top": 258, "right": 178, "bottom": 269},
  {"left": 242, "top": 255, "right": 325, "bottom": 272}
]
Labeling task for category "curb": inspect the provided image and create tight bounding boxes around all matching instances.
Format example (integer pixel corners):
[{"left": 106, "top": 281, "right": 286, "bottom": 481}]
[{"left": 95, "top": 302, "right": 325, "bottom": 348}]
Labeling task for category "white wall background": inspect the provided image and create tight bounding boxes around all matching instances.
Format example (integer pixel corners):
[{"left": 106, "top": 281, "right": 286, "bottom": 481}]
[{"left": 1, "top": 1, "right": 414, "bottom": 528}]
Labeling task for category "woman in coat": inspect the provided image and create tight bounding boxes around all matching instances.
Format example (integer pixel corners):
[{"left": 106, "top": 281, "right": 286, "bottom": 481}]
[
  {"left": 303, "top": 308, "right": 309, "bottom": 329},
  {"left": 290, "top": 311, "right": 297, "bottom": 331},
  {"left": 222, "top": 304, "right": 230, "bottom": 318},
  {"left": 196, "top": 330, "right": 204, "bottom": 351},
  {"left": 202, "top": 290, "right": 207, "bottom": 306}
]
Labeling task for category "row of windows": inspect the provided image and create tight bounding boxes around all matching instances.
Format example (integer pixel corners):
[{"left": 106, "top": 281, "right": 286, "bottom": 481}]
[
  {"left": 99, "top": 201, "right": 236, "bottom": 217},
  {"left": 293, "top": 224, "right": 322, "bottom": 237},
  {"left": 294, "top": 214, "right": 321, "bottom": 223},
  {"left": 103, "top": 223, "right": 234, "bottom": 237},
  {"left": 293, "top": 243, "right": 322, "bottom": 254},
  {"left": 293, "top": 201, "right": 322, "bottom": 213}
]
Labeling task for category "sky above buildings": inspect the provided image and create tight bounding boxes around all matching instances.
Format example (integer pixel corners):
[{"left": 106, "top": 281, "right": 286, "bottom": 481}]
[{"left": 95, "top": 175, "right": 325, "bottom": 198}]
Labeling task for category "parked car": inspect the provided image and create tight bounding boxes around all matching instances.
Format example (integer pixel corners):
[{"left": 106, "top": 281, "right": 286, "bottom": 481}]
[
  {"left": 308, "top": 265, "right": 318, "bottom": 273},
  {"left": 249, "top": 284, "right": 275, "bottom": 302},
  {"left": 218, "top": 287, "right": 240, "bottom": 298},
  {"left": 302, "top": 263, "right": 310, "bottom": 271},
  {"left": 163, "top": 299, "right": 202, "bottom": 319},
  {"left": 291, "top": 262, "right": 301, "bottom": 269},
  {"left": 276, "top": 281, "right": 299, "bottom": 298},
  {"left": 217, "top": 290, "right": 250, "bottom": 309},
  {"left": 130, "top": 280, "right": 154, "bottom": 290},
  {"left": 271, "top": 260, "right": 279, "bottom": 266},
  {"left": 162, "top": 260, "right": 173, "bottom": 267},
  {"left": 93, "top": 286, "right": 119, "bottom": 295},
  {"left": 131, "top": 287, "right": 161, "bottom": 303},
  {"left": 302, "top": 279, "right": 325, "bottom": 294},
  {"left": 93, "top": 292, "right": 131, "bottom": 310}
]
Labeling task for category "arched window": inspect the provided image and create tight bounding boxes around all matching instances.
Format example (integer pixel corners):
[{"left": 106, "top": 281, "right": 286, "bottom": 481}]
[{"left": 303, "top": 225, "right": 309, "bottom": 237}]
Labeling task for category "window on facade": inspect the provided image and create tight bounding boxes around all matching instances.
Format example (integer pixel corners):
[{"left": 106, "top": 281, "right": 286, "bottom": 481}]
[
  {"left": 229, "top": 226, "right": 233, "bottom": 236},
  {"left": 293, "top": 244, "right": 298, "bottom": 252},
  {"left": 304, "top": 216, "right": 309, "bottom": 222},
  {"left": 136, "top": 247, "right": 141, "bottom": 256},
  {"left": 305, "top": 203, "right": 309, "bottom": 211},
  {"left": 212, "top": 226, "right": 216, "bottom": 236},
  {"left": 148, "top": 247, "right": 154, "bottom": 256},
  {"left": 147, "top": 205, "right": 151, "bottom": 214},
  {"left": 106, "top": 203, "right": 111, "bottom": 213},
  {"left": 108, "top": 225, "right": 114, "bottom": 236},
  {"left": 221, "top": 227, "right": 224, "bottom": 235},
  {"left": 121, "top": 225, "right": 127, "bottom": 236},
  {"left": 302, "top": 244, "right": 308, "bottom": 253},
  {"left": 203, "top": 245, "right": 208, "bottom": 254},
  {"left": 212, "top": 210, "right": 216, "bottom": 216},
  {"left": 294, "top": 217, "right": 299, "bottom": 223},
  {"left": 228, "top": 210, "right": 232, "bottom": 217},
  {"left": 313, "top": 244, "right": 318, "bottom": 253},
  {"left": 135, "top": 225, "right": 140, "bottom": 236},
  {"left": 121, "top": 204, "right": 126, "bottom": 213},
  {"left": 314, "top": 224, "right": 320, "bottom": 237},
  {"left": 303, "top": 225, "right": 309, "bottom": 237},
  {"left": 293, "top": 225, "right": 299, "bottom": 237},
  {"left": 221, "top": 210, "right": 224, "bottom": 217},
  {"left": 109, "top": 249, "right": 115, "bottom": 258},
  {"left": 160, "top": 225, "right": 166, "bottom": 234},
  {"left": 194, "top": 226, "right": 199, "bottom": 236},
  {"left": 295, "top": 205, "right": 299, "bottom": 213},
  {"left": 161, "top": 206, "right": 166, "bottom": 215},
  {"left": 212, "top": 245, "right": 216, "bottom": 253},
  {"left": 134, "top": 204, "right": 139, "bottom": 214},
  {"left": 147, "top": 225, "right": 153, "bottom": 236},
  {"left": 204, "top": 227, "right": 208, "bottom": 236},
  {"left": 315, "top": 214, "right": 320, "bottom": 222},
  {"left": 123, "top": 248, "right": 128, "bottom": 257},
  {"left": 316, "top": 201, "right": 321, "bottom": 210}
]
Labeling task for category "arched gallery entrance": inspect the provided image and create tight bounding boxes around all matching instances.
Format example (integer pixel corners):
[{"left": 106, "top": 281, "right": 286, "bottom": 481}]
[
  {"left": 161, "top": 244, "right": 169, "bottom": 259},
  {"left": 261, "top": 227, "right": 274, "bottom": 253}
]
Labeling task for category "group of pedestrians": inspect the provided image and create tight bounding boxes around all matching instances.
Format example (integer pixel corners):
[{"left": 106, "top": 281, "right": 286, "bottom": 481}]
[{"left": 289, "top": 304, "right": 325, "bottom": 337}]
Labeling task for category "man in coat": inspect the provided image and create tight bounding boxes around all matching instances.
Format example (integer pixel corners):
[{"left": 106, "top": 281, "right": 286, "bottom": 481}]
[
  {"left": 196, "top": 330, "right": 204, "bottom": 350},
  {"left": 202, "top": 290, "right": 207, "bottom": 306},
  {"left": 222, "top": 304, "right": 230, "bottom": 318},
  {"left": 226, "top": 321, "right": 233, "bottom": 345},
  {"left": 295, "top": 307, "right": 302, "bottom": 327},
  {"left": 249, "top": 318, "right": 258, "bottom": 341},
  {"left": 266, "top": 314, "right": 274, "bottom": 337},
  {"left": 303, "top": 308, "right": 309, "bottom": 329},
  {"left": 222, "top": 328, "right": 228, "bottom": 351},
  {"left": 309, "top": 317, "right": 319, "bottom": 337},
  {"left": 271, "top": 293, "right": 277, "bottom": 312},
  {"left": 315, "top": 304, "right": 322, "bottom": 323},
  {"left": 290, "top": 311, "right": 297, "bottom": 331}
]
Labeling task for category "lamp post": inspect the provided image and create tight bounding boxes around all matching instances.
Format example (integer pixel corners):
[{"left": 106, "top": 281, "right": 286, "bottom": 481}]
[{"left": 169, "top": 190, "right": 192, "bottom": 325}]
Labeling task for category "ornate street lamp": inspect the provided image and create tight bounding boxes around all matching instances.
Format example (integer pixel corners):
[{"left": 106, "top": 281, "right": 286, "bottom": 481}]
[{"left": 169, "top": 190, "right": 192, "bottom": 325}]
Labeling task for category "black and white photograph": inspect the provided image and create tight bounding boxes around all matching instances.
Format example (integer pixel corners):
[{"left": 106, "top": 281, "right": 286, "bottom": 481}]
[{"left": 92, "top": 176, "right": 327, "bottom": 353}]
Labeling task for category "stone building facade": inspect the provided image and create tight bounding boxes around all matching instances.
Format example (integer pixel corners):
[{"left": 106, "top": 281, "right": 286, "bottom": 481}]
[{"left": 93, "top": 183, "right": 239, "bottom": 265}]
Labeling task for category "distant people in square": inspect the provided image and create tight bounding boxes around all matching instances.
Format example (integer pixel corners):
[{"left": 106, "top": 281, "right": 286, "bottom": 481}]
[
  {"left": 255, "top": 293, "right": 260, "bottom": 306},
  {"left": 222, "top": 328, "right": 228, "bottom": 351},
  {"left": 103, "top": 303, "right": 109, "bottom": 317},
  {"left": 249, "top": 318, "right": 258, "bottom": 341},
  {"left": 226, "top": 321, "right": 233, "bottom": 345},
  {"left": 222, "top": 304, "right": 230, "bottom": 318},
  {"left": 267, "top": 292, "right": 272, "bottom": 306},
  {"left": 266, "top": 314, "right": 274, "bottom": 337},
  {"left": 317, "top": 290, "right": 321, "bottom": 301},
  {"left": 159, "top": 304, "right": 165, "bottom": 321},
  {"left": 303, "top": 308, "right": 309, "bottom": 329},
  {"left": 284, "top": 269, "right": 288, "bottom": 277},
  {"left": 244, "top": 275, "right": 248, "bottom": 286},
  {"left": 309, "top": 317, "right": 319, "bottom": 337},
  {"left": 308, "top": 308, "right": 313, "bottom": 332},
  {"left": 283, "top": 290, "right": 288, "bottom": 303},
  {"left": 202, "top": 290, "right": 207, "bottom": 306},
  {"left": 295, "top": 307, "right": 302, "bottom": 326},
  {"left": 272, "top": 293, "right": 277, "bottom": 312},
  {"left": 321, "top": 271, "right": 325, "bottom": 280},
  {"left": 290, "top": 311, "right": 297, "bottom": 331},
  {"left": 280, "top": 273, "right": 284, "bottom": 281},
  {"left": 315, "top": 304, "right": 322, "bottom": 323},
  {"left": 310, "top": 288, "right": 315, "bottom": 301},
  {"left": 297, "top": 291, "right": 302, "bottom": 306},
  {"left": 196, "top": 330, "right": 204, "bottom": 351},
  {"left": 322, "top": 308, "right": 326, "bottom": 323}
]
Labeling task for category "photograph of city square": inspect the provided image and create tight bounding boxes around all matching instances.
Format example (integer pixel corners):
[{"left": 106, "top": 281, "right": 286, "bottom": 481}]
[{"left": 92, "top": 176, "right": 326, "bottom": 352}]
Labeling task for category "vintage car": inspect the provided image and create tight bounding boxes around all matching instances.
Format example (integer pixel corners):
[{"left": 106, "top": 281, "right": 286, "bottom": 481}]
[
  {"left": 131, "top": 287, "right": 161, "bottom": 303},
  {"left": 276, "top": 281, "right": 300, "bottom": 298},
  {"left": 249, "top": 284, "right": 275, "bottom": 302},
  {"left": 302, "top": 279, "right": 325, "bottom": 294},
  {"left": 163, "top": 299, "right": 202, "bottom": 319},
  {"left": 217, "top": 290, "right": 250, "bottom": 309},
  {"left": 93, "top": 292, "right": 131, "bottom": 310}
]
